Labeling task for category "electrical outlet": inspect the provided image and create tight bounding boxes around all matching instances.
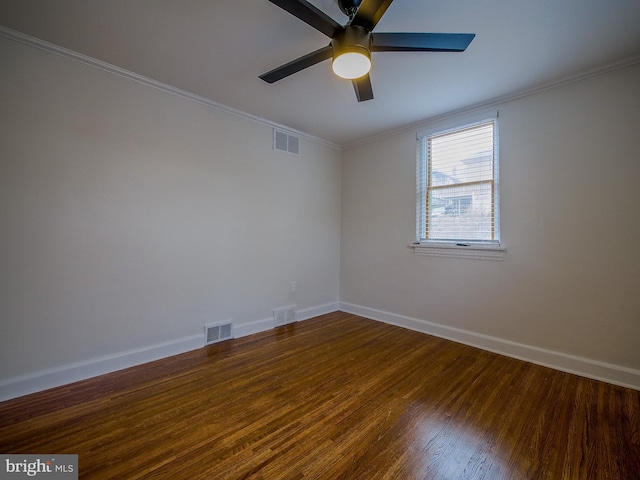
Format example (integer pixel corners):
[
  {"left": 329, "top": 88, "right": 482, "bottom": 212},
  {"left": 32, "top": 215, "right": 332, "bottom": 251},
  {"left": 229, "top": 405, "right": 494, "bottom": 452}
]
[{"left": 290, "top": 281, "right": 296, "bottom": 294}]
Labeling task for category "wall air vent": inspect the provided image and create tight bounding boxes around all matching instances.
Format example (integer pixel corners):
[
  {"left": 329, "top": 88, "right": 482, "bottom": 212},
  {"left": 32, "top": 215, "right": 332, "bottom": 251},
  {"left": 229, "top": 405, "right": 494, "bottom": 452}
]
[
  {"left": 273, "top": 306, "right": 297, "bottom": 327},
  {"left": 204, "top": 321, "right": 233, "bottom": 345},
  {"left": 274, "top": 129, "right": 300, "bottom": 155}
]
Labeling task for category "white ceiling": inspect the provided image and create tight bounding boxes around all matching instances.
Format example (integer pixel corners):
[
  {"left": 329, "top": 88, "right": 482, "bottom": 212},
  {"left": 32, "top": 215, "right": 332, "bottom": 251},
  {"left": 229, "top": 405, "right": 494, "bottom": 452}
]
[{"left": 1, "top": 0, "right": 640, "bottom": 146}]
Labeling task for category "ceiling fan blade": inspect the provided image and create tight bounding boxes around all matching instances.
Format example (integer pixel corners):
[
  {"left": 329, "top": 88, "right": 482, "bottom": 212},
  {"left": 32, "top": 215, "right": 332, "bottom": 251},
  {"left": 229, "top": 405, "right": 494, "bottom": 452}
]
[
  {"left": 260, "top": 45, "right": 333, "bottom": 83},
  {"left": 352, "top": 74, "right": 374, "bottom": 102},
  {"left": 267, "top": 0, "right": 342, "bottom": 37},
  {"left": 371, "top": 32, "right": 475, "bottom": 52},
  {"left": 351, "top": 0, "right": 394, "bottom": 31}
]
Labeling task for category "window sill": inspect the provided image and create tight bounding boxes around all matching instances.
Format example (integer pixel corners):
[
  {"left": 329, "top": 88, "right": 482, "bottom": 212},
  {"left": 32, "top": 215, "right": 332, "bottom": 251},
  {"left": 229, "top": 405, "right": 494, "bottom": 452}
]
[{"left": 409, "top": 242, "right": 506, "bottom": 261}]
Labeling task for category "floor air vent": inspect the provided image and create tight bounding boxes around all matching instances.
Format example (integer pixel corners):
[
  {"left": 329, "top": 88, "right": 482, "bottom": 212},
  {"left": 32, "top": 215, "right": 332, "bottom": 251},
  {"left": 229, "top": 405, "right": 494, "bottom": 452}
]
[
  {"left": 204, "top": 321, "right": 233, "bottom": 345},
  {"left": 274, "top": 129, "right": 300, "bottom": 155}
]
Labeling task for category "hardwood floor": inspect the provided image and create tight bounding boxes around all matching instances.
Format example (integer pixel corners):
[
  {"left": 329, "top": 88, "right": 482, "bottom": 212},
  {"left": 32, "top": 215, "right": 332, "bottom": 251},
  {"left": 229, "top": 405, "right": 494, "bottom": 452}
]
[{"left": 1, "top": 311, "right": 639, "bottom": 479}]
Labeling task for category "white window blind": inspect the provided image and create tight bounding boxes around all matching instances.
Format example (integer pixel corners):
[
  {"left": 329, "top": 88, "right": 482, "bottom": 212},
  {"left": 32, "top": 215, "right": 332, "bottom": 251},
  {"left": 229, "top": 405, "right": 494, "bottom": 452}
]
[{"left": 417, "top": 115, "right": 499, "bottom": 244}]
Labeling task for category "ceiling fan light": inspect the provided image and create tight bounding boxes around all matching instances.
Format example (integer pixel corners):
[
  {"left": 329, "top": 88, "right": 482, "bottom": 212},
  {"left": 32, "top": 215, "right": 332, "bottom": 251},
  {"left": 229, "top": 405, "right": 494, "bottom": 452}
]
[{"left": 332, "top": 49, "right": 371, "bottom": 79}]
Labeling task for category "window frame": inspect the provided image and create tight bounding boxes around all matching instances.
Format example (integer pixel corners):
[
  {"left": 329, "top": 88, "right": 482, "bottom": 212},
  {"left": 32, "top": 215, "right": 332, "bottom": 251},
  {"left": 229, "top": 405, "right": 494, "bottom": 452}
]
[{"left": 414, "top": 110, "right": 504, "bottom": 259}]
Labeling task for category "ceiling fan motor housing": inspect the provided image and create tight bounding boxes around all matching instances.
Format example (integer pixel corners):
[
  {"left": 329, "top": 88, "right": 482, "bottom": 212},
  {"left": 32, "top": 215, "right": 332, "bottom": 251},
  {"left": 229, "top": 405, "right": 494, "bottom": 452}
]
[{"left": 332, "top": 25, "right": 372, "bottom": 59}]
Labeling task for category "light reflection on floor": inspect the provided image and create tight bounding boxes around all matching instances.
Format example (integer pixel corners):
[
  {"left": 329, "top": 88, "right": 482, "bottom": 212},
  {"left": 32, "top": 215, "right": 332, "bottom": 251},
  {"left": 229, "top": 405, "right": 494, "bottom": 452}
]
[{"left": 378, "top": 399, "right": 519, "bottom": 479}]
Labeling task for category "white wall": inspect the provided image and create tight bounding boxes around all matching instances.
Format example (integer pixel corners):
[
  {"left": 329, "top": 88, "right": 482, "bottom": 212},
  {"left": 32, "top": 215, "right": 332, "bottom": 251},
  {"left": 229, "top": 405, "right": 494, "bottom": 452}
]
[
  {"left": 340, "top": 63, "right": 640, "bottom": 387},
  {"left": 2, "top": 32, "right": 638, "bottom": 399},
  {"left": 0, "top": 36, "right": 341, "bottom": 394}
]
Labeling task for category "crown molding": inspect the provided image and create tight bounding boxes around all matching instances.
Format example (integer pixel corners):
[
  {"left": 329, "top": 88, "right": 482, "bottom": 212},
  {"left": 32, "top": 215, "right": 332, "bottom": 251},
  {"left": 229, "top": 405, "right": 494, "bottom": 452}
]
[
  {"left": 343, "top": 53, "right": 640, "bottom": 150},
  {"left": 0, "top": 25, "right": 341, "bottom": 151},
  {"left": 3, "top": 24, "right": 638, "bottom": 152}
]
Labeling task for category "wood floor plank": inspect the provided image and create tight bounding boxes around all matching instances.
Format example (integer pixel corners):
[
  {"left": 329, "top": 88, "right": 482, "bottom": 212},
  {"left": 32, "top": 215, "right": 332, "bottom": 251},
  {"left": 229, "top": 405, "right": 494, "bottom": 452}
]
[{"left": 1, "top": 312, "right": 639, "bottom": 479}]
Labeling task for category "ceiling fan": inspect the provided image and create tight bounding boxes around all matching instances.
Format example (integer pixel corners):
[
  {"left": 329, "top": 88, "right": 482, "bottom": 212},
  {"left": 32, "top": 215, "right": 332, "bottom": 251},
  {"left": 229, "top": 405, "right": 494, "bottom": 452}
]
[{"left": 259, "top": 0, "right": 475, "bottom": 102}]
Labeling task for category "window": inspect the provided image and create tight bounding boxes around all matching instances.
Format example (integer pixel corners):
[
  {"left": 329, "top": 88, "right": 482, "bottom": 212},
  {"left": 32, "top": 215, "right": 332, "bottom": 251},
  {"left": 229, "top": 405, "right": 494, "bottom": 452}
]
[{"left": 417, "top": 113, "right": 500, "bottom": 247}]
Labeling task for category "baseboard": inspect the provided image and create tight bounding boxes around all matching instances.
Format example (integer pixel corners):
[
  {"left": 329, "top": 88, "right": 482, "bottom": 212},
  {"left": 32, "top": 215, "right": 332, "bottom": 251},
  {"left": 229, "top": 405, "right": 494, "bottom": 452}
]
[
  {"left": 297, "top": 302, "right": 340, "bottom": 321},
  {"left": 339, "top": 302, "right": 640, "bottom": 391},
  {"left": 0, "top": 302, "right": 340, "bottom": 402},
  {"left": 0, "top": 335, "right": 204, "bottom": 402},
  {"left": 233, "top": 302, "right": 340, "bottom": 338}
]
